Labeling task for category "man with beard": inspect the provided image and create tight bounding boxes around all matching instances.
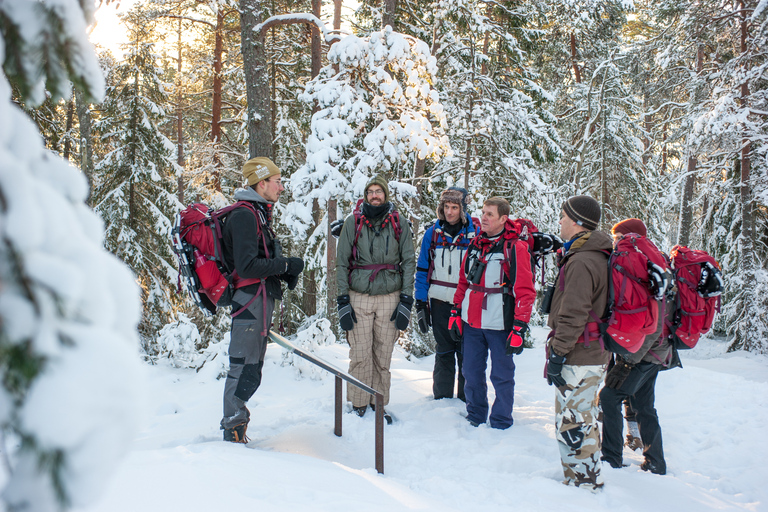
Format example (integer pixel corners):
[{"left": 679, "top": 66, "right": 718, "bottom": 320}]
[{"left": 336, "top": 174, "right": 416, "bottom": 424}]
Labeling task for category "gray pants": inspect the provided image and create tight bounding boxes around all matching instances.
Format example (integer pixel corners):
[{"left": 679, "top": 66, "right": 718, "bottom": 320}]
[{"left": 221, "top": 288, "right": 275, "bottom": 430}]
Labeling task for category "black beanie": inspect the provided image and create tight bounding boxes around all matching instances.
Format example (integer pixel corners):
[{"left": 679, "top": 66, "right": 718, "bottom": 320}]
[{"left": 563, "top": 195, "right": 601, "bottom": 231}]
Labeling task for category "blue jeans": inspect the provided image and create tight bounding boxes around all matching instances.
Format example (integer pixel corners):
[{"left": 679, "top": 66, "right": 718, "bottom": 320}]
[{"left": 461, "top": 324, "right": 516, "bottom": 429}]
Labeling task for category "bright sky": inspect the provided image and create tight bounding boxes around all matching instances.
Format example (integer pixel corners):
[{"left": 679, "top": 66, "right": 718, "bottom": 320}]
[{"left": 89, "top": 1, "right": 359, "bottom": 58}]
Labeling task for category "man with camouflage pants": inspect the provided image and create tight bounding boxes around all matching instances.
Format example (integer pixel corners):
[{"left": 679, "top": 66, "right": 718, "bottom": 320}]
[{"left": 545, "top": 195, "right": 612, "bottom": 491}]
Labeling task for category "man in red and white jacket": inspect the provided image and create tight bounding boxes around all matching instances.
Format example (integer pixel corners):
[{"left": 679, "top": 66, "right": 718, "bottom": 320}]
[{"left": 450, "top": 197, "right": 536, "bottom": 429}]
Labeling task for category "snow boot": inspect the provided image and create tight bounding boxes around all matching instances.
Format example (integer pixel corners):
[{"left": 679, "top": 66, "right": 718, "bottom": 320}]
[
  {"left": 369, "top": 403, "right": 393, "bottom": 425},
  {"left": 353, "top": 405, "right": 367, "bottom": 417},
  {"left": 223, "top": 423, "right": 249, "bottom": 443},
  {"left": 625, "top": 420, "right": 643, "bottom": 451},
  {"left": 640, "top": 460, "right": 666, "bottom": 475}
]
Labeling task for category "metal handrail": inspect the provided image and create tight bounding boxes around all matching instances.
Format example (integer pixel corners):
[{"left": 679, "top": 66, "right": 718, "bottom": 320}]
[{"left": 267, "top": 330, "right": 385, "bottom": 474}]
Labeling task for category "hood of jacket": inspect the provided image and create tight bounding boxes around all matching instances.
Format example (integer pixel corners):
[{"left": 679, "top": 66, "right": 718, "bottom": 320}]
[{"left": 234, "top": 187, "right": 270, "bottom": 204}]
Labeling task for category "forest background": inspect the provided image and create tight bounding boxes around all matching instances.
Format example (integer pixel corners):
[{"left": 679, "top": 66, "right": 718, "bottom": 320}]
[{"left": 9, "top": 0, "right": 768, "bottom": 359}]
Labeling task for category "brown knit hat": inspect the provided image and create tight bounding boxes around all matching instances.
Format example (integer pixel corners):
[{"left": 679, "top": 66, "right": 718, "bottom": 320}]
[
  {"left": 437, "top": 187, "right": 470, "bottom": 225},
  {"left": 612, "top": 218, "right": 647, "bottom": 237},
  {"left": 562, "top": 195, "right": 601, "bottom": 231},
  {"left": 364, "top": 174, "right": 390, "bottom": 203},
  {"left": 242, "top": 157, "right": 280, "bottom": 187}
]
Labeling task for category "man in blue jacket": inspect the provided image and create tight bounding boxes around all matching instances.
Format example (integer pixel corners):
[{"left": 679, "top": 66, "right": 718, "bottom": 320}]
[{"left": 415, "top": 187, "right": 478, "bottom": 400}]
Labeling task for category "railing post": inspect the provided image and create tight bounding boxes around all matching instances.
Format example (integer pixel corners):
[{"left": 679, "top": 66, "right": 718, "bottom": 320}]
[
  {"left": 334, "top": 375, "right": 342, "bottom": 437},
  {"left": 375, "top": 392, "right": 384, "bottom": 474}
]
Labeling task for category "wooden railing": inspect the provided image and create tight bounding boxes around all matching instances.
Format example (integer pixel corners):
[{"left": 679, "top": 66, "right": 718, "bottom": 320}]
[{"left": 267, "top": 330, "right": 385, "bottom": 474}]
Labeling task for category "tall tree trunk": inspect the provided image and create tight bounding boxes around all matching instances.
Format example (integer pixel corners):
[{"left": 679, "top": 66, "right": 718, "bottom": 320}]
[
  {"left": 240, "top": 0, "right": 272, "bottom": 159},
  {"left": 63, "top": 96, "right": 75, "bottom": 160},
  {"left": 303, "top": 0, "right": 323, "bottom": 319},
  {"left": 382, "top": 0, "right": 398, "bottom": 30},
  {"left": 570, "top": 33, "right": 582, "bottom": 84},
  {"left": 177, "top": 18, "right": 185, "bottom": 204},
  {"left": 738, "top": 0, "right": 754, "bottom": 266},
  {"left": 678, "top": 45, "right": 704, "bottom": 247},
  {"left": 74, "top": 88, "right": 93, "bottom": 205},
  {"left": 327, "top": 0, "right": 342, "bottom": 321},
  {"left": 212, "top": 9, "right": 224, "bottom": 192}
]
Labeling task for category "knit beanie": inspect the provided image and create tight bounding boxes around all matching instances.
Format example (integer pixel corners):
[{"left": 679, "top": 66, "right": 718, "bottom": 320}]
[
  {"left": 242, "top": 157, "right": 280, "bottom": 187},
  {"left": 437, "top": 187, "right": 470, "bottom": 225},
  {"left": 562, "top": 195, "right": 601, "bottom": 231},
  {"left": 364, "top": 174, "right": 390, "bottom": 203},
  {"left": 612, "top": 218, "right": 647, "bottom": 237}
]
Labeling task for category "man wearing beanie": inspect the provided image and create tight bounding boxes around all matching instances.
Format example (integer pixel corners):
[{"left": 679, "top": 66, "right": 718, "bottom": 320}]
[
  {"left": 336, "top": 174, "right": 416, "bottom": 424},
  {"left": 600, "top": 218, "right": 674, "bottom": 476},
  {"left": 545, "top": 194, "right": 612, "bottom": 491},
  {"left": 219, "top": 157, "right": 305, "bottom": 443},
  {"left": 414, "top": 187, "right": 479, "bottom": 401}
]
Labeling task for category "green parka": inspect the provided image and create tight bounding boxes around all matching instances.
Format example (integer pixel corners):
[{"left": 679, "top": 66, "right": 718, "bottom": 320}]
[{"left": 336, "top": 203, "right": 415, "bottom": 297}]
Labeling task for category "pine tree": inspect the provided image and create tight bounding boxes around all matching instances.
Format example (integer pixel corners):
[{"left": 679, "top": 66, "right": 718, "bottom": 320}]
[{"left": 93, "top": 6, "right": 184, "bottom": 346}]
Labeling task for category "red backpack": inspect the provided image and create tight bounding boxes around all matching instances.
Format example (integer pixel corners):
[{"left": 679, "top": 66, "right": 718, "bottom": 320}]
[
  {"left": 171, "top": 202, "right": 267, "bottom": 315},
  {"left": 665, "top": 245, "right": 723, "bottom": 349},
  {"left": 572, "top": 233, "right": 669, "bottom": 355}
]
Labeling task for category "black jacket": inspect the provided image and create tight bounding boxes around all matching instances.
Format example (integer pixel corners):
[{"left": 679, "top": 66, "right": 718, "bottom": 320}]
[{"left": 221, "top": 188, "right": 286, "bottom": 300}]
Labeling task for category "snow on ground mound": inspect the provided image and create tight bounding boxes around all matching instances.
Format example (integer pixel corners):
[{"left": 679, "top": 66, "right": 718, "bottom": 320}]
[{"left": 74, "top": 329, "right": 768, "bottom": 512}]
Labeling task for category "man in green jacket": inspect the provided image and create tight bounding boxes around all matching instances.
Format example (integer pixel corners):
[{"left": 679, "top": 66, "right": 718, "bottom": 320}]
[{"left": 336, "top": 175, "right": 416, "bottom": 424}]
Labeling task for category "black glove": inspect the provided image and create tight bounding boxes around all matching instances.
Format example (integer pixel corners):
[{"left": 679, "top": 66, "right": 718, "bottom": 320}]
[
  {"left": 546, "top": 351, "right": 567, "bottom": 387},
  {"left": 415, "top": 300, "right": 430, "bottom": 333},
  {"left": 337, "top": 295, "right": 357, "bottom": 331},
  {"left": 448, "top": 308, "right": 463, "bottom": 342},
  {"left": 605, "top": 357, "right": 635, "bottom": 389},
  {"left": 286, "top": 257, "right": 305, "bottom": 276},
  {"left": 330, "top": 219, "right": 344, "bottom": 238},
  {"left": 390, "top": 294, "right": 414, "bottom": 330},
  {"left": 506, "top": 320, "right": 528, "bottom": 355}
]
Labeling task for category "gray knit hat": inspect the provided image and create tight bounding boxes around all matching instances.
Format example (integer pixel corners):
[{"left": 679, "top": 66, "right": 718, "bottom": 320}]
[
  {"left": 562, "top": 195, "right": 601, "bottom": 231},
  {"left": 437, "top": 187, "right": 470, "bottom": 225}
]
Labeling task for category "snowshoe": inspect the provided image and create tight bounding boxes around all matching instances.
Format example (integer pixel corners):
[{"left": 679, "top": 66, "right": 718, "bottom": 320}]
[{"left": 223, "top": 423, "right": 249, "bottom": 443}]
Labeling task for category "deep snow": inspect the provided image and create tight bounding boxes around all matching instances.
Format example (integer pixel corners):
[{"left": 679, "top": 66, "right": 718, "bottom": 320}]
[{"left": 75, "top": 328, "right": 767, "bottom": 512}]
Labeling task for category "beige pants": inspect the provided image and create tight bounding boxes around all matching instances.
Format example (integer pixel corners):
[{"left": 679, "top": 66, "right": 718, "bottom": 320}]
[{"left": 346, "top": 290, "right": 401, "bottom": 407}]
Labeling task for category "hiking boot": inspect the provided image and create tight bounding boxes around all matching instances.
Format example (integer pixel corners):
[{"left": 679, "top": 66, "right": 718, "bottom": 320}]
[
  {"left": 369, "top": 403, "right": 393, "bottom": 424},
  {"left": 626, "top": 433, "right": 644, "bottom": 451},
  {"left": 640, "top": 460, "right": 666, "bottom": 475},
  {"left": 466, "top": 417, "right": 480, "bottom": 427},
  {"left": 353, "top": 405, "right": 367, "bottom": 417},
  {"left": 223, "top": 423, "right": 249, "bottom": 443}
]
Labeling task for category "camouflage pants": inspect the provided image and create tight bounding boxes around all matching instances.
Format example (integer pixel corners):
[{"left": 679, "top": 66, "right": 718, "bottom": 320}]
[{"left": 554, "top": 364, "right": 606, "bottom": 491}]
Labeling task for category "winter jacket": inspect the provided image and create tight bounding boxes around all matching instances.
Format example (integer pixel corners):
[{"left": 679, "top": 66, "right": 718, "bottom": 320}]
[
  {"left": 453, "top": 220, "right": 536, "bottom": 331},
  {"left": 547, "top": 230, "right": 613, "bottom": 366},
  {"left": 415, "top": 214, "right": 479, "bottom": 304},
  {"left": 221, "top": 187, "right": 286, "bottom": 300},
  {"left": 336, "top": 202, "right": 416, "bottom": 297}
]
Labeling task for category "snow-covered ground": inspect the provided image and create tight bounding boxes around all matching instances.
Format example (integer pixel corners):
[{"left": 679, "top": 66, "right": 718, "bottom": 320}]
[{"left": 75, "top": 328, "right": 767, "bottom": 512}]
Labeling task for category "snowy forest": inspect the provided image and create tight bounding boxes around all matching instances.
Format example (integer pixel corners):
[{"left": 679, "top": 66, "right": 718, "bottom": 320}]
[{"left": 0, "top": 0, "right": 767, "bottom": 510}]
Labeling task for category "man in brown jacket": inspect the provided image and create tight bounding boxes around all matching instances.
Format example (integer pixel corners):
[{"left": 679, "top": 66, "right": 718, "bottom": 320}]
[{"left": 545, "top": 195, "right": 612, "bottom": 491}]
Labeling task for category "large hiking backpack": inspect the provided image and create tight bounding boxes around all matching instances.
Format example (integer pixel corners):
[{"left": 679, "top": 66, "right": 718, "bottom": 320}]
[
  {"left": 665, "top": 245, "right": 723, "bottom": 349},
  {"left": 171, "top": 201, "right": 266, "bottom": 316},
  {"left": 512, "top": 218, "right": 562, "bottom": 285},
  {"left": 591, "top": 233, "right": 670, "bottom": 355}
]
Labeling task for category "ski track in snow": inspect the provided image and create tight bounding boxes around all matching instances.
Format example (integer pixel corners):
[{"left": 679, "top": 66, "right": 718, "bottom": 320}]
[{"left": 75, "top": 328, "right": 767, "bottom": 512}]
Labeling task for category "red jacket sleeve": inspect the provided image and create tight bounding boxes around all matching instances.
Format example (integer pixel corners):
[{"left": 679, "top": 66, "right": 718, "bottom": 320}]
[
  {"left": 453, "top": 249, "right": 470, "bottom": 308},
  {"left": 510, "top": 239, "right": 536, "bottom": 323}
]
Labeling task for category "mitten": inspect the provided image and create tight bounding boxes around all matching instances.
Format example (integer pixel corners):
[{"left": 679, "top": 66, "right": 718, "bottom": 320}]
[
  {"left": 506, "top": 320, "right": 528, "bottom": 355},
  {"left": 390, "top": 294, "right": 414, "bottom": 330},
  {"left": 337, "top": 295, "right": 357, "bottom": 331},
  {"left": 448, "top": 308, "right": 463, "bottom": 342},
  {"left": 605, "top": 357, "right": 634, "bottom": 389},
  {"left": 330, "top": 219, "right": 344, "bottom": 238},
  {"left": 415, "top": 300, "right": 431, "bottom": 333},
  {"left": 546, "top": 351, "right": 567, "bottom": 387}
]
